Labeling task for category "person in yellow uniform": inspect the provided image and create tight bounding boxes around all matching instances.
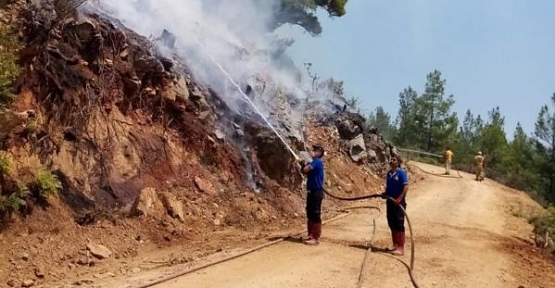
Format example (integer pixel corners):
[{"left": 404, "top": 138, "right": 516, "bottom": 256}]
[
  {"left": 474, "top": 151, "right": 485, "bottom": 181},
  {"left": 443, "top": 147, "right": 454, "bottom": 175}
]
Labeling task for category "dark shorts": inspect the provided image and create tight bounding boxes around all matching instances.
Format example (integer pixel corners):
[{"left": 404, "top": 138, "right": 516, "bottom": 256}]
[
  {"left": 386, "top": 200, "right": 406, "bottom": 232},
  {"left": 306, "top": 189, "right": 324, "bottom": 223}
]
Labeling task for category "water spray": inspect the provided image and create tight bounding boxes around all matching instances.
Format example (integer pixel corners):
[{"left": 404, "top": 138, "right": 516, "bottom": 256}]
[
  {"left": 183, "top": 33, "right": 301, "bottom": 161},
  {"left": 86, "top": 2, "right": 302, "bottom": 161}
]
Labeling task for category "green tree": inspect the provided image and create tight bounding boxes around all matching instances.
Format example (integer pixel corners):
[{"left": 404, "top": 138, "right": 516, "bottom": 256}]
[
  {"left": 394, "top": 86, "right": 419, "bottom": 147},
  {"left": 534, "top": 93, "right": 555, "bottom": 203},
  {"left": 275, "top": 0, "right": 349, "bottom": 35},
  {"left": 368, "top": 106, "right": 396, "bottom": 139},
  {"left": 502, "top": 123, "right": 539, "bottom": 192},
  {"left": 418, "top": 70, "right": 459, "bottom": 152},
  {"left": 394, "top": 71, "right": 458, "bottom": 152},
  {"left": 458, "top": 110, "right": 483, "bottom": 152},
  {"left": 479, "top": 107, "right": 508, "bottom": 170},
  {"left": 452, "top": 109, "right": 484, "bottom": 168}
]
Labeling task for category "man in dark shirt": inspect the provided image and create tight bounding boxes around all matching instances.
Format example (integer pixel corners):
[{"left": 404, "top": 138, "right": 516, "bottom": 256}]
[
  {"left": 299, "top": 145, "right": 325, "bottom": 245},
  {"left": 383, "top": 154, "right": 409, "bottom": 255}
]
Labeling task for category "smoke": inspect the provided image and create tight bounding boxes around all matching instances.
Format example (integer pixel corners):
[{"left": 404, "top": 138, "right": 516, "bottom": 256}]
[{"left": 84, "top": 0, "right": 327, "bottom": 119}]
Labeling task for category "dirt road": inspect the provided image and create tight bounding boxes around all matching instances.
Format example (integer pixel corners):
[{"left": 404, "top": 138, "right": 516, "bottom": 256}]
[{"left": 110, "top": 163, "right": 555, "bottom": 288}]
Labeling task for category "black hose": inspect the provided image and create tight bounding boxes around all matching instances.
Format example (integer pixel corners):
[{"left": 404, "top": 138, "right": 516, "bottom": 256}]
[
  {"left": 408, "top": 163, "right": 463, "bottom": 179},
  {"left": 322, "top": 189, "right": 421, "bottom": 288},
  {"left": 323, "top": 188, "right": 384, "bottom": 201},
  {"left": 392, "top": 197, "right": 420, "bottom": 288}
]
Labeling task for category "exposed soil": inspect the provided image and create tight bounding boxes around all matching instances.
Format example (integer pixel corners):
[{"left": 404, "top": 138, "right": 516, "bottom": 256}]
[
  {"left": 1, "top": 2, "right": 552, "bottom": 288},
  {"left": 98, "top": 163, "right": 555, "bottom": 288}
]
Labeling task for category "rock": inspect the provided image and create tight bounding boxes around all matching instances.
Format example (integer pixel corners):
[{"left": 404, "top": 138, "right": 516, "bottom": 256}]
[
  {"left": 214, "top": 129, "right": 225, "bottom": 140},
  {"left": 21, "top": 253, "right": 29, "bottom": 261},
  {"left": 6, "top": 279, "right": 15, "bottom": 287},
  {"left": 133, "top": 57, "right": 164, "bottom": 74},
  {"left": 160, "top": 29, "right": 176, "bottom": 48},
  {"left": 198, "top": 110, "right": 211, "bottom": 120},
  {"left": 194, "top": 177, "right": 216, "bottom": 196},
  {"left": 86, "top": 243, "right": 112, "bottom": 260},
  {"left": 162, "top": 76, "right": 188, "bottom": 101},
  {"left": 0, "top": 12, "right": 10, "bottom": 24},
  {"left": 131, "top": 187, "right": 165, "bottom": 219},
  {"left": 123, "top": 76, "right": 142, "bottom": 96},
  {"left": 213, "top": 218, "right": 221, "bottom": 226},
  {"left": 348, "top": 134, "right": 368, "bottom": 162},
  {"left": 190, "top": 87, "right": 208, "bottom": 102},
  {"left": 159, "top": 57, "right": 174, "bottom": 71},
  {"left": 73, "top": 279, "right": 94, "bottom": 286},
  {"left": 68, "top": 20, "right": 97, "bottom": 45},
  {"left": 368, "top": 149, "right": 377, "bottom": 160},
  {"left": 34, "top": 267, "right": 45, "bottom": 279},
  {"left": 160, "top": 193, "right": 185, "bottom": 222},
  {"left": 76, "top": 258, "right": 89, "bottom": 266},
  {"left": 235, "top": 129, "right": 245, "bottom": 137},
  {"left": 119, "top": 49, "right": 129, "bottom": 59},
  {"left": 129, "top": 267, "right": 141, "bottom": 274},
  {"left": 21, "top": 279, "right": 34, "bottom": 287}
]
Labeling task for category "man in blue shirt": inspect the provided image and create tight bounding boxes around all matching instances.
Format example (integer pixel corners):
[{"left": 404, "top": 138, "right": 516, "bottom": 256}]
[
  {"left": 382, "top": 153, "right": 409, "bottom": 255},
  {"left": 299, "top": 145, "right": 325, "bottom": 245}
]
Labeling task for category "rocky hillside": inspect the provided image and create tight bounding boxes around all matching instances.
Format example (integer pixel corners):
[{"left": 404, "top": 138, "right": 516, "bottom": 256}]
[{"left": 0, "top": 1, "right": 396, "bottom": 287}]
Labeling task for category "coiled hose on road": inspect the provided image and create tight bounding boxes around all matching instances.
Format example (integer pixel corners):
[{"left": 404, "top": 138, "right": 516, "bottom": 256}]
[{"left": 323, "top": 189, "right": 421, "bottom": 288}]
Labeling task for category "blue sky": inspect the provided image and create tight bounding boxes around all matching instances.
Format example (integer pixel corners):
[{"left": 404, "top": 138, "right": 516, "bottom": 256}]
[{"left": 287, "top": 0, "right": 555, "bottom": 138}]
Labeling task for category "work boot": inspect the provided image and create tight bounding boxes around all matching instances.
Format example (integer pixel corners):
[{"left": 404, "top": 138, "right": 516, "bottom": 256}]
[
  {"left": 304, "top": 221, "right": 314, "bottom": 241},
  {"left": 391, "top": 232, "right": 405, "bottom": 256},
  {"left": 305, "top": 223, "right": 321, "bottom": 245},
  {"left": 387, "top": 231, "right": 397, "bottom": 251}
]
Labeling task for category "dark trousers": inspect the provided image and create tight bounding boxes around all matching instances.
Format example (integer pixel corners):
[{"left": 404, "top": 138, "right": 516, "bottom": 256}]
[
  {"left": 306, "top": 189, "right": 324, "bottom": 223},
  {"left": 386, "top": 200, "right": 406, "bottom": 232}
]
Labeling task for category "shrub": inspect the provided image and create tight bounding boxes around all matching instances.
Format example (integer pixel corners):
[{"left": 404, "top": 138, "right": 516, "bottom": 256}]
[
  {"left": 0, "top": 185, "right": 29, "bottom": 212},
  {"left": 529, "top": 206, "right": 555, "bottom": 252},
  {"left": 0, "top": 25, "right": 22, "bottom": 106},
  {"left": 0, "top": 151, "right": 11, "bottom": 174},
  {"left": 34, "top": 170, "right": 62, "bottom": 197}
]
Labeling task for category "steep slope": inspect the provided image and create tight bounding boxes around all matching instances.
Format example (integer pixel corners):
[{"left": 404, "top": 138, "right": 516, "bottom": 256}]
[{"left": 0, "top": 1, "right": 398, "bottom": 287}]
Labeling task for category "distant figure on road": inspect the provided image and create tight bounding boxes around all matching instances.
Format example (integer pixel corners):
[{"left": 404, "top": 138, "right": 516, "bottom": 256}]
[
  {"left": 298, "top": 145, "right": 326, "bottom": 245},
  {"left": 474, "top": 151, "right": 485, "bottom": 181},
  {"left": 443, "top": 147, "right": 454, "bottom": 175},
  {"left": 381, "top": 153, "right": 409, "bottom": 256}
]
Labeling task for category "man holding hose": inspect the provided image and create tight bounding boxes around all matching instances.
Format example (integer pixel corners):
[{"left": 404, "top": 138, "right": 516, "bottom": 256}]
[
  {"left": 298, "top": 145, "right": 325, "bottom": 245},
  {"left": 382, "top": 154, "right": 409, "bottom": 256}
]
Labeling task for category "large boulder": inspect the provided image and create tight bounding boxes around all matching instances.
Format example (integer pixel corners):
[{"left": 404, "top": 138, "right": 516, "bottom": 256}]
[
  {"left": 86, "top": 243, "right": 112, "bottom": 260},
  {"left": 348, "top": 134, "right": 368, "bottom": 163},
  {"left": 160, "top": 193, "right": 185, "bottom": 222},
  {"left": 194, "top": 177, "right": 216, "bottom": 196},
  {"left": 131, "top": 187, "right": 165, "bottom": 219}
]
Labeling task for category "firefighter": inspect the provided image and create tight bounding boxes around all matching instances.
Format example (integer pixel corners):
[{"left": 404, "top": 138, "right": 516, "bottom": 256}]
[
  {"left": 474, "top": 151, "right": 485, "bottom": 181},
  {"left": 298, "top": 145, "right": 325, "bottom": 245},
  {"left": 382, "top": 154, "right": 409, "bottom": 255},
  {"left": 443, "top": 146, "right": 454, "bottom": 175}
]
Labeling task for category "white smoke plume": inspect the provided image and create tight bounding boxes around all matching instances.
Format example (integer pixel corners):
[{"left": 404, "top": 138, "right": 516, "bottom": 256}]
[{"left": 84, "top": 0, "right": 331, "bottom": 119}]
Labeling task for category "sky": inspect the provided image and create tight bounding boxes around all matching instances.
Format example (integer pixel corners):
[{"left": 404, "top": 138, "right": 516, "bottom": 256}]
[{"left": 285, "top": 0, "right": 555, "bottom": 137}]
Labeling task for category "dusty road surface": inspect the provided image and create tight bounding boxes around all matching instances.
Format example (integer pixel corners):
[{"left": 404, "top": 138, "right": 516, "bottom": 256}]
[{"left": 107, "top": 162, "right": 555, "bottom": 288}]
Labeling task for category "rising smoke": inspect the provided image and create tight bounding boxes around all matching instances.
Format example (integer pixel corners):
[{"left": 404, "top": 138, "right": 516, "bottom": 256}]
[{"left": 84, "top": 0, "right": 328, "bottom": 118}]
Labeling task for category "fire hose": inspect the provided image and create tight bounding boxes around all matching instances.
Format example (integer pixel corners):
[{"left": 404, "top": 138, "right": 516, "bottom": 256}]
[
  {"left": 126, "top": 213, "right": 352, "bottom": 288},
  {"left": 323, "top": 189, "right": 421, "bottom": 288},
  {"left": 408, "top": 163, "right": 463, "bottom": 179}
]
